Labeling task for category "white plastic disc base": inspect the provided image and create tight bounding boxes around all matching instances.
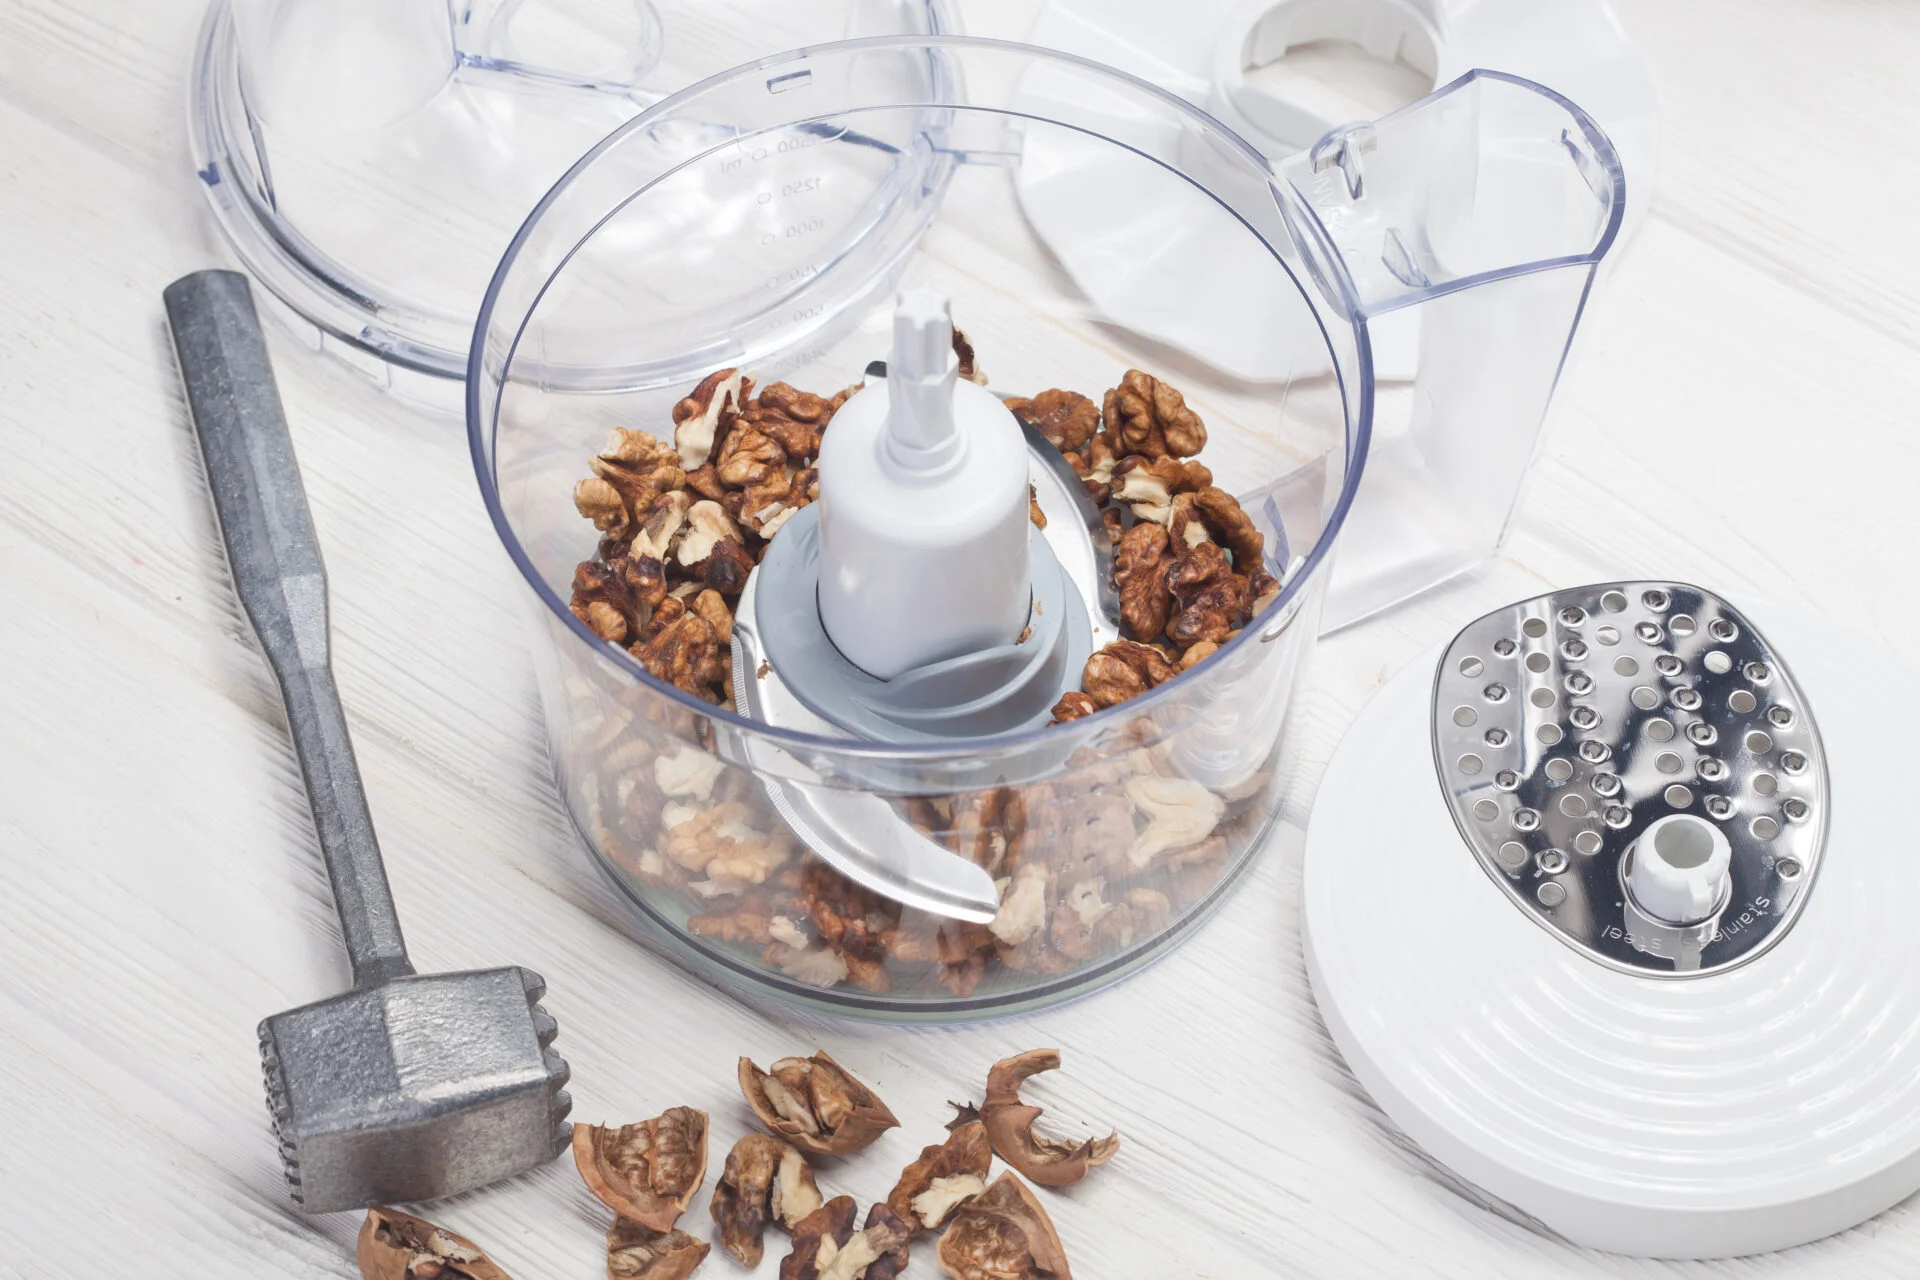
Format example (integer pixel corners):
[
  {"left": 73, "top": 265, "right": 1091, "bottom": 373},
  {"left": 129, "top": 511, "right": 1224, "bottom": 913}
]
[{"left": 1304, "top": 602, "right": 1920, "bottom": 1258}]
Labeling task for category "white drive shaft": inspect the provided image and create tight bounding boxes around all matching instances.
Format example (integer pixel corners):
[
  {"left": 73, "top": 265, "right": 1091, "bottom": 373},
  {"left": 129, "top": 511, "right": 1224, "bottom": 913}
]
[
  {"left": 1628, "top": 814, "right": 1732, "bottom": 924},
  {"left": 815, "top": 291, "right": 1032, "bottom": 680}
]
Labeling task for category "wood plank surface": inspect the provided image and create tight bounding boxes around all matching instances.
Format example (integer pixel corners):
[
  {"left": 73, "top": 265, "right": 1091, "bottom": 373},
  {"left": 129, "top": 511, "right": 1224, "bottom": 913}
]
[{"left": 3, "top": 0, "right": 1918, "bottom": 1276}]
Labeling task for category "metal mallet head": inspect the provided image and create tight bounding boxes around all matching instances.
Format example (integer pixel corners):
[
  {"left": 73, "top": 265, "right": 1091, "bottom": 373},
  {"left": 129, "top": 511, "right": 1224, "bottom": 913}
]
[
  {"left": 260, "top": 967, "right": 572, "bottom": 1212},
  {"left": 165, "top": 269, "right": 571, "bottom": 1212}
]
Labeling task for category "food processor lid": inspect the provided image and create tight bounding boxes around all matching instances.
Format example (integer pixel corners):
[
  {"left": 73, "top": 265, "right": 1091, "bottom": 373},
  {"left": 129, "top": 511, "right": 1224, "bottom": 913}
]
[
  {"left": 1016, "top": 0, "right": 1656, "bottom": 382},
  {"left": 188, "top": 0, "right": 961, "bottom": 404},
  {"left": 1304, "top": 583, "right": 1920, "bottom": 1257}
]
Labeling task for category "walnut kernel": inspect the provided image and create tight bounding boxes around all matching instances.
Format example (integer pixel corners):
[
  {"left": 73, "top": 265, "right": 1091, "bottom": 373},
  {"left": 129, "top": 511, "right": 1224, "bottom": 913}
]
[
  {"left": 1081, "top": 640, "right": 1178, "bottom": 708},
  {"left": 1114, "top": 522, "right": 1175, "bottom": 642},
  {"left": 672, "top": 368, "right": 747, "bottom": 468},
  {"left": 1005, "top": 388, "right": 1098, "bottom": 453},
  {"left": 1102, "top": 368, "right": 1206, "bottom": 458},
  {"left": 1166, "top": 542, "right": 1247, "bottom": 649},
  {"left": 780, "top": 1196, "right": 856, "bottom": 1280}
]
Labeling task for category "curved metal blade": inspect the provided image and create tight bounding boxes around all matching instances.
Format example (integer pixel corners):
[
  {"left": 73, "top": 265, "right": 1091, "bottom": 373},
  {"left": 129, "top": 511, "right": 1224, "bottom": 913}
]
[{"left": 730, "top": 576, "right": 1000, "bottom": 923}]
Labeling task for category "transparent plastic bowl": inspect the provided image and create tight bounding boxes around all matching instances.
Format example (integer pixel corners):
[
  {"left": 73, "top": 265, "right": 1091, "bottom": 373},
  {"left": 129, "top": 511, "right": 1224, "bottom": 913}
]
[{"left": 470, "top": 37, "right": 1377, "bottom": 1018}]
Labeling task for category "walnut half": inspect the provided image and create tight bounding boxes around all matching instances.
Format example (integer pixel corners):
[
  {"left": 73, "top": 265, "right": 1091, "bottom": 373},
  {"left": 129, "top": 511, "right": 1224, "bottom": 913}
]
[
  {"left": 980, "top": 1049, "right": 1118, "bottom": 1188},
  {"left": 1102, "top": 368, "right": 1206, "bottom": 458},
  {"left": 572, "top": 1109, "right": 710, "bottom": 1233},
  {"left": 1081, "top": 640, "right": 1178, "bottom": 709},
  {"left": 357, "top": 1206, "right": 513, "bottom": 1280},
  {"left": 740, "top": 1052, "right": 901, "bottom": 1156}
]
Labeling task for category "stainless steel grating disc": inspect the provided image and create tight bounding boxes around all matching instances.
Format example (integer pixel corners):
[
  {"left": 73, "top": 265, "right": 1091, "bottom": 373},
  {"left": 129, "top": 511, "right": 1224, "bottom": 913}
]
[
  {"left": 1431, "top": 582, "right": 1828, "bottom": 975},
  {"left": 1304, "top": 585, "right": 1920, "bottom": 1257}
]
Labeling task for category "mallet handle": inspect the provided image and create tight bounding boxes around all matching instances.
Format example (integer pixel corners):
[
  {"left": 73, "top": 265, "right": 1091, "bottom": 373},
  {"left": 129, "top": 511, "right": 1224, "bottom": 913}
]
[{"left": 165, "top": 270, "right": 414, "bottom": 987}]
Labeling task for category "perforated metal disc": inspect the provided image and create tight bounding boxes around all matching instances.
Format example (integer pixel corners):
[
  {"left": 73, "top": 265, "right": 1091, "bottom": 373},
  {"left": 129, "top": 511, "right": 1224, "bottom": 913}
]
[
  {"left": 1305, "top": 595, "right": 1920, "bottom": 1256},
  {"left": 1432, "top": 582, "right": 1828, "bottom": 976}
]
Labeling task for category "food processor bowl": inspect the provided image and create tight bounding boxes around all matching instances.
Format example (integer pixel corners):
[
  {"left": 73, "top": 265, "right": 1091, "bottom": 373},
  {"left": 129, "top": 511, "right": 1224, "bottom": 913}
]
[{"left": 469, "top": 38, "right": 1621, "bottom": 1018}]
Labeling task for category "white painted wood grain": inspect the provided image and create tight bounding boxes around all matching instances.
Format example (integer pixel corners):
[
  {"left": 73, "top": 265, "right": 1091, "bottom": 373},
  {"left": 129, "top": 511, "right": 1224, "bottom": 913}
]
[{"left": 5, "top": 0, "right": 1920, "bottom": 1276}]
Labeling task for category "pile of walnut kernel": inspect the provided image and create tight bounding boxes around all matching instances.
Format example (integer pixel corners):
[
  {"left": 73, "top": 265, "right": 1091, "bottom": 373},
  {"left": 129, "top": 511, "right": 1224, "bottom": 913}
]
[
  {"left": 565, "top": 335, "right": 1280, "bottom": 999},
  {"left": 566, "top": 352, "right": 1280, "bottom": 718},
  {"left": 569, "top": 367, "right": 855, "bottom": 707},
  {"left": 1002, "top": 371, "right": 1280, "bottom": 724},
  {"left": 356, "top": 1047, "right": 1109, "bottom": 1280}
]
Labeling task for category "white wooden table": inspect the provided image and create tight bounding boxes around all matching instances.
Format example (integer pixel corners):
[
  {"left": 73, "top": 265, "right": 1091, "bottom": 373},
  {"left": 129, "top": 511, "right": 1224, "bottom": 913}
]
[{"left": 6, "top": 0, "right": 1920, "bottom": 1275}]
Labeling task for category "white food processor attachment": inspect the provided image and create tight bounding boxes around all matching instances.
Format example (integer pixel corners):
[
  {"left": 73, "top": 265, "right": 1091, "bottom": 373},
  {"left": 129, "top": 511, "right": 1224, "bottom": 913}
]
[
  {"left": 730, "top": 290, "right": 1099, "bottom": 921},
  {"left": 815, "top": 291, "right": 1035, "bottom": 680},
  {"left": 188, "top": 0, "right": 958, "bottom": 409},
  {"left": 1305, "top": 581, "right": 1920, "bottom": 1256},
  {"left": 1015, "top": 0, "right": 1655, "bottom": 629}
]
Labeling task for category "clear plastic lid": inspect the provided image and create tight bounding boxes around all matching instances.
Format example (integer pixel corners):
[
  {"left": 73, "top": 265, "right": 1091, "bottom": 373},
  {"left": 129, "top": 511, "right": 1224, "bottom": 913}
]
[{"left": 189, "top": 0, "right": 958, "bottom": 405}]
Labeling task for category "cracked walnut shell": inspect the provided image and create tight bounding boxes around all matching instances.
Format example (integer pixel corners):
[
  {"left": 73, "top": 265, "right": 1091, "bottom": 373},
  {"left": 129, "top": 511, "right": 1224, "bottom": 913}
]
[
  {"left": 358, "top": 1206, "right": 513, "bottom": 1280},
  {"left": 711, "top": 1133, "right": 824, "bottom": 1267},
  {"left": 886, "top": 1118, "right": 993, "bottom": 1233},
  {"left": 935, "top": 1173, "right": 1072, "bottom": 1280},
  {"left": 572, "top": 1108, "right": 710, "bottom": 1233},
  {"left": 981, "top": 1049, "right": 1119, "bottom": 1187},
  {"left": 740, "top": 1052, "right": 901, "bottom": 1156},
  {"left": 607, "top": 1219, "right": 710, "bottom": 1280}
]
